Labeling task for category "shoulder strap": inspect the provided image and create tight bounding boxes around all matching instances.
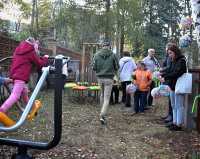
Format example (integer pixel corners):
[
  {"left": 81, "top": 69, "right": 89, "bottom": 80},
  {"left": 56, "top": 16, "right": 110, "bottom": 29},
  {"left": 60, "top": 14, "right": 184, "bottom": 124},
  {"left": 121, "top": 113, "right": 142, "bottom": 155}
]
[
  {"left": 152, "top": 57, "right": 160, "bottom": 68},
  {"left": 180, "top": 56, "right": 188, "bottom": 73},
  {"left": 120, "top": 61, "right": 128, "bottom": 73}
]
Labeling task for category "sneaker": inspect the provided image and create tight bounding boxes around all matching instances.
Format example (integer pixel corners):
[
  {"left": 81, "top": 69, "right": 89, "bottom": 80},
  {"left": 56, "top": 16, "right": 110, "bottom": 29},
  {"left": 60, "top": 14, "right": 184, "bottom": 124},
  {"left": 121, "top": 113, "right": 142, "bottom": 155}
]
[
  {"left": 100, "top": 116, "right": 106, "bottom": 125},
  {"left": 161, "top": 115, "right": 168, "bottom": 120},
  {"left": 165, "top": 122, "right": 173, "bottom": 128},
  {"left": 144, "top": 107, "right": 151, "bottom": 110},
  {"left": 130, "top": 112, "right": 138, "bottom": 116},
  {"left": 169, "top": 125, "right": 183, "bottom": 131},
  {"left": 164, "top": 115, "right": 172, "bottom": 123}
]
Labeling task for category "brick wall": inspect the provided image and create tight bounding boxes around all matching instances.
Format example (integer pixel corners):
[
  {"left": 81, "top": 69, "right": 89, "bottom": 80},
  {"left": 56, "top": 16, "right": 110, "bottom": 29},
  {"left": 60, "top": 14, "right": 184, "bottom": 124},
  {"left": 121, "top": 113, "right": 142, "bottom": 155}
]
[{"left": 0, "top": 35, "right": 19, "bottom": 58}]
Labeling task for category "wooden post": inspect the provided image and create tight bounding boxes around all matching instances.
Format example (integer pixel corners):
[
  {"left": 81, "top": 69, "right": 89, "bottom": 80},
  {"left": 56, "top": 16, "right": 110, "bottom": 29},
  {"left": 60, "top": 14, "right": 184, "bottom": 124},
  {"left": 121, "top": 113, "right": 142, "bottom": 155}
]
[
  {"left": 81, "top": 44, "right": 86, "bottom": 82},
  {"left": 189, "top": 68, "right": 200, "bottom": 133},
  {"left": 47, "top": 39, "right": 57, "bottom": 56},
  {"left": 197, "top": 73, "right": 200, "bottom": 133},
  {"left": 89, "top": 45, "right": 92, "bottom": 83},
  {"left": 185, "top": 73, "right": 197, "bottom": 129}
]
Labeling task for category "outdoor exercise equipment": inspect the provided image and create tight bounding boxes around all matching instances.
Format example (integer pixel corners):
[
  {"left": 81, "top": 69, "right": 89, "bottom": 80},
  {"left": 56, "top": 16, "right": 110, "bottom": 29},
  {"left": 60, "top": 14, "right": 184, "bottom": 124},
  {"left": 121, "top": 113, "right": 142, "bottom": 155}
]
[
  {"left": 0, "top": 112, "right": 15, "bottom": 127},
  {"left": 0, "top": 55, "right": 69, "bottom": 159},
  {"left": 27, "top": 100, "right": 42, "bottom": 121},
  {"left": 192, "top": 94, "right": 200, "bottom": 113},
  {"left": 0, "top": 100, "right": 42, "bottom": 127}
]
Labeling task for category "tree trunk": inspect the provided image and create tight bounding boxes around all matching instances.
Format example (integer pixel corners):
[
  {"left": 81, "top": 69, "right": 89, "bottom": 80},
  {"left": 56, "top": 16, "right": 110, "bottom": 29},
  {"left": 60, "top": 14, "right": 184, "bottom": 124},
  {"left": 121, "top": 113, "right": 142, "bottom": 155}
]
[
  {"left": 120, "top": 8, "right": 125, "bottom": 56},
  {"left": 105, "top": 0, "right": 111, "bottom": 40},
  {"left": 31, "top": 0, "right": 36, "bottom": 36},
  {"left": 120, "top": 24, "right": 124, "bottom": 56},
  {"left": 186, "top": 0, "right": 192, "bottom": 37},
  {"left": 116, "top": 0, "right": 120, "bottom": 58},
  {"left": 35, "top": 0, "right": 39, "bottom": 38}
]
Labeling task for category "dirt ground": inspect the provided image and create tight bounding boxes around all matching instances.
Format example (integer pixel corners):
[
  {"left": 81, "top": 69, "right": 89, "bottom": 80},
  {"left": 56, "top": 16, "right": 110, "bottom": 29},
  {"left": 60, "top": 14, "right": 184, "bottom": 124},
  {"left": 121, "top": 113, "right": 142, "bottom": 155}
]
[{"left": 0, "top": 90, "right": 200, "bottom": 159}]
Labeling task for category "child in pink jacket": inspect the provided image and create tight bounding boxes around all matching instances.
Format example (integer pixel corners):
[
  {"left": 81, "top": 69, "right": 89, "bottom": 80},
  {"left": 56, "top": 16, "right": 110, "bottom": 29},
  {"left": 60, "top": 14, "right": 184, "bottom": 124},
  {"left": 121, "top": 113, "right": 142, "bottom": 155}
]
[{"left": 0, "top": 37, "right": 49, "bottom": 113}]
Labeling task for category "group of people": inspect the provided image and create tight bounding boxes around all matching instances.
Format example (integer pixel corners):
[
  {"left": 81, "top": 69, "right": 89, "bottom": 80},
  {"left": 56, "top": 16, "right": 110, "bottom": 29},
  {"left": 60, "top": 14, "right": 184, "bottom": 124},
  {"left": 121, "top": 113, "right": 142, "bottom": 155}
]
[
  {"left": 93, "top": 41, "right": 187, "bottom": 131},
  {"left": 0, "top": 37, "right": 187, "bottom": 132}
]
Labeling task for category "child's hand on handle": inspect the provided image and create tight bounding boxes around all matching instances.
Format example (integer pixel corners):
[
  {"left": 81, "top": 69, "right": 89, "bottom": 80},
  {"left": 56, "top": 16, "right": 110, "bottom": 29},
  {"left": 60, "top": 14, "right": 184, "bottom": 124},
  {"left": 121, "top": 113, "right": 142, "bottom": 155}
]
[
  {"left": 4, "top": 78, "right": 13, "bottom": 84},
  {"left": 43, "top": 54, "right": 49, "bottom": 58},
  {"left": 159, "top": 77, "right": 165, "bottom": 83}
]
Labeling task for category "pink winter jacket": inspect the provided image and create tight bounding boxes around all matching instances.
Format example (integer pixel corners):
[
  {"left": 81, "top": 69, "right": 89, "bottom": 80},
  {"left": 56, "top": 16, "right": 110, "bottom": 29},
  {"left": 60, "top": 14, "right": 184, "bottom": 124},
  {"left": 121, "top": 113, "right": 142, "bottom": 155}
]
[{"left": 9, "top": 41, "right": 48, "bottom": 82}]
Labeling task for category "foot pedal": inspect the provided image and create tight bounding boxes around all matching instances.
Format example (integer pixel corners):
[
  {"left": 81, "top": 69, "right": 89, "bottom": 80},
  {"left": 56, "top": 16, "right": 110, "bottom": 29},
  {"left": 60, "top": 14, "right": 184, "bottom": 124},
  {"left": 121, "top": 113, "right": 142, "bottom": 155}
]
[
  {"left": 28, "top": 100, "right": 42, "bottom": 121},
  {"left": 0, "top": 112, "right": 15, "bottom": 127}
]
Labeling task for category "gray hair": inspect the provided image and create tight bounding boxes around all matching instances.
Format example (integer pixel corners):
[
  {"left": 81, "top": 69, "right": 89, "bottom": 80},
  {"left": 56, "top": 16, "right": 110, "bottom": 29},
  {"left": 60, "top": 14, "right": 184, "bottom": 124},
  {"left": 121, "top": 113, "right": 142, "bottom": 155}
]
[{"left": 148, "top": 48, "right": 155, "bottom": 54}]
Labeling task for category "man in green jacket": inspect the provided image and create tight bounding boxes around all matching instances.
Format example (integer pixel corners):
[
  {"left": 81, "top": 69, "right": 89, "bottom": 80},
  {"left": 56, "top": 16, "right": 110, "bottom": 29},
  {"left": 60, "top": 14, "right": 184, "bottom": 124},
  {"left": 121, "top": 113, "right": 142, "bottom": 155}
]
[{"left": 93, "top": 40, "right": 119, "bottom": 125}]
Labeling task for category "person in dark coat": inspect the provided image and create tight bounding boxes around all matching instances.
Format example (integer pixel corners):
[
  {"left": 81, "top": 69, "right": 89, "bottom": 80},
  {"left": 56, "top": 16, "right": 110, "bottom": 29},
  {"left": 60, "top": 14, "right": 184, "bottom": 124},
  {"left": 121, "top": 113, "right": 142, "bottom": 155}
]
[
  {"left": 161, "top": 44, "right": 187, "bottom": 131},
  {"left": 92, "top": 40, "right": 119, "bottom": 125},
  {"left": 160, "top": 43, "right": 175, "bottom": 124}
]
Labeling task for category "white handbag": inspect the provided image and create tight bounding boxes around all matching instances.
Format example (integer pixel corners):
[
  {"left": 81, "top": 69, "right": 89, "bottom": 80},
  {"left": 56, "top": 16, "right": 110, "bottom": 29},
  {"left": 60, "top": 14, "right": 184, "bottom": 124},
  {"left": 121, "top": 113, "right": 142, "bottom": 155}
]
[
  {"left": 175, "top": 58, "right": 192, "bottom": 94},
  {"left": 126, "top": 83, "right": 137, "bottom": 94}
]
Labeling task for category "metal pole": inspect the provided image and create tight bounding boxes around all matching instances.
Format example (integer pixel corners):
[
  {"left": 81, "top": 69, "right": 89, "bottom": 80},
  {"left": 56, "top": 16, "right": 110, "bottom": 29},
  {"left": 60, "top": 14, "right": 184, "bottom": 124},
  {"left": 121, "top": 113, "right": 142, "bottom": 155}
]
[{"left": 11, "top": 147, "right": 33, "bottom": 159}]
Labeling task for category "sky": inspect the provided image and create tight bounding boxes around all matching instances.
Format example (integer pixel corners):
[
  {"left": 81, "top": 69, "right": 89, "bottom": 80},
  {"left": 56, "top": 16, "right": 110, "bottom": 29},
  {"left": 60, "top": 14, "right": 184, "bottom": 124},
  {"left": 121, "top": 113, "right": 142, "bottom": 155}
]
[
  {"left": 0, "top": 1, "right": 29, "bottom": 24},
  {"left": 0, "top": 0, "right": 86, "bottom": 24}
]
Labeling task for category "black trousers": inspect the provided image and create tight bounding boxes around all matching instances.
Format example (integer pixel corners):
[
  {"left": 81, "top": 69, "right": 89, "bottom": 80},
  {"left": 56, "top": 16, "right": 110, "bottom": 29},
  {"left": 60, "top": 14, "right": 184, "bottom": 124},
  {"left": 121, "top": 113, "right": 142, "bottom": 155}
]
[
  {"left": 168, "top": 97, "right": 173, "bottom": 117},
  {"left": 147, "top": 81, "right": 155, "bottom": 106},
  {"left": 121, "top": 81, "right": 131, "bottom": 107},
  {"left": 110, "top": 85, "right": 119, "bottom": 104}
]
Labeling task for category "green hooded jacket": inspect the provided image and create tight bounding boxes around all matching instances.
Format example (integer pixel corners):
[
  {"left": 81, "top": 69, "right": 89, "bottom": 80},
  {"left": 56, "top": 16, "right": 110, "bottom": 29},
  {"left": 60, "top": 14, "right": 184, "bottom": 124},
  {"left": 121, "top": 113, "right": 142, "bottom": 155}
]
[{"left": 92, "top": 48, "right": 119, "bottom": 79}]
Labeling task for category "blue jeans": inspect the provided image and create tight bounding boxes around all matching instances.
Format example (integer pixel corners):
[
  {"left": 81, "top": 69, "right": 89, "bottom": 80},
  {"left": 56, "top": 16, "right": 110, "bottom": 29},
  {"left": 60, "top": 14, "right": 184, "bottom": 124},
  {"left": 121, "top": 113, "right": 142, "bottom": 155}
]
[
  {"left": 170, "top": 91, "right": 185, "bottom": 126},
  {"left": 134, "top": 90, "right": 148, "bottom": 113}
]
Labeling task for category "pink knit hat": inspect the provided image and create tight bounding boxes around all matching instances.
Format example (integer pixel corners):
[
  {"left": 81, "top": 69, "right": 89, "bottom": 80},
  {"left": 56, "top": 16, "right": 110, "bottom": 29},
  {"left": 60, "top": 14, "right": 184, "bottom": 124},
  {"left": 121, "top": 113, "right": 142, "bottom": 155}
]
[{"left": 25, "top": 37, "right": 39, "bottom": 54}]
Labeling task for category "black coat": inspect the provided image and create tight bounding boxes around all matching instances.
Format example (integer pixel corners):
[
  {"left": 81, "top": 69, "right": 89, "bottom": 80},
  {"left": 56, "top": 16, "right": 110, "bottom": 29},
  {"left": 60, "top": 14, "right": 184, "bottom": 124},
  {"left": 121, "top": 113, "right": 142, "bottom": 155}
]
[
  {"left": 162, "top": 55, "right": 187, "bottom": 91},
  {"left": 162, "top": 54, "right": 172, "bottom": 73}
]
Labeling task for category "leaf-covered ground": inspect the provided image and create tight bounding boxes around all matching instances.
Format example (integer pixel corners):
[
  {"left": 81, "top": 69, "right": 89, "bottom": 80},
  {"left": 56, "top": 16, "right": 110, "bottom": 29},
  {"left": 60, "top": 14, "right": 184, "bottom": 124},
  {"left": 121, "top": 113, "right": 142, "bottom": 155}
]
[{"left": 0, "top": 90, "right": 200, "bottom": 159}]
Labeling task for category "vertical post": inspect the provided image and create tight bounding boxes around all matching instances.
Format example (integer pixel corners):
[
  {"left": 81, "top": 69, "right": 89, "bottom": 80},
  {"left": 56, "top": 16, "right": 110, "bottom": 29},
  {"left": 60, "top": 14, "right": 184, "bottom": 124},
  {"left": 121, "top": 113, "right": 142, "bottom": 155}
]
[
  {"left": 184, "top": 72, "right": 198, "bottom": 129},
  {"left": 89, "top": 45, "right": 93, "bottom": 83},
  {"left": 81, "top": 44, "right": 86, "bottom": 82},
  {"left": 54, "top": 58, "right": 63, "bottom": 144},
  {"left": 47, "top": 39, "right": 57, "bottom": 56},
  {"left": 11, "top": 147, "right": 33, "bottom": 159},
  {"left": 197, "top": 73, "right": 200, "bottom": 133}
]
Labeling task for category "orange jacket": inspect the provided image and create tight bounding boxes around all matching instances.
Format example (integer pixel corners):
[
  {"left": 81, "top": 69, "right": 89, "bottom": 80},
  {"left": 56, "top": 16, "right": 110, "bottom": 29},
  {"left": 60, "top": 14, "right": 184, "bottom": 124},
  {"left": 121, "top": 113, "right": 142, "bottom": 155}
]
[{"left": 133, "top": 69, "right": 152, "bottom": 91}]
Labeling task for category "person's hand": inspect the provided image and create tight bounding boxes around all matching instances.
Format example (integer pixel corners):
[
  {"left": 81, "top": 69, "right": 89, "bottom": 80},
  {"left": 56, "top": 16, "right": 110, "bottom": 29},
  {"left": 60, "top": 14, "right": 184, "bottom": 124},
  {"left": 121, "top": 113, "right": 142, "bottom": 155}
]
[
  {"left": 132, "top": 74, "right": 136, "bottom": 80},
  {"left": 43, "top": 54, "right": 49, "bottom": 58},
  {"left": 159, "top": 77, "right": 165, "bottom": 83},
  {"left": 159, "top": 68, "right": 163, "bottom": 71},
  {"left": 4, "top": 78, "right": 13, "bottom": 84}
]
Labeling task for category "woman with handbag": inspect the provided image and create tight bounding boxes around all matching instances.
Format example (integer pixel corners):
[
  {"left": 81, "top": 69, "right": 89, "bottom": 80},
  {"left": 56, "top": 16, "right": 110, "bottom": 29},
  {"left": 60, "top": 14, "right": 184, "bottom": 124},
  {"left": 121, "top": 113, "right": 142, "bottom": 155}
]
[{"left": 160, "top": 44, "right": 187, "bottom": 131}]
